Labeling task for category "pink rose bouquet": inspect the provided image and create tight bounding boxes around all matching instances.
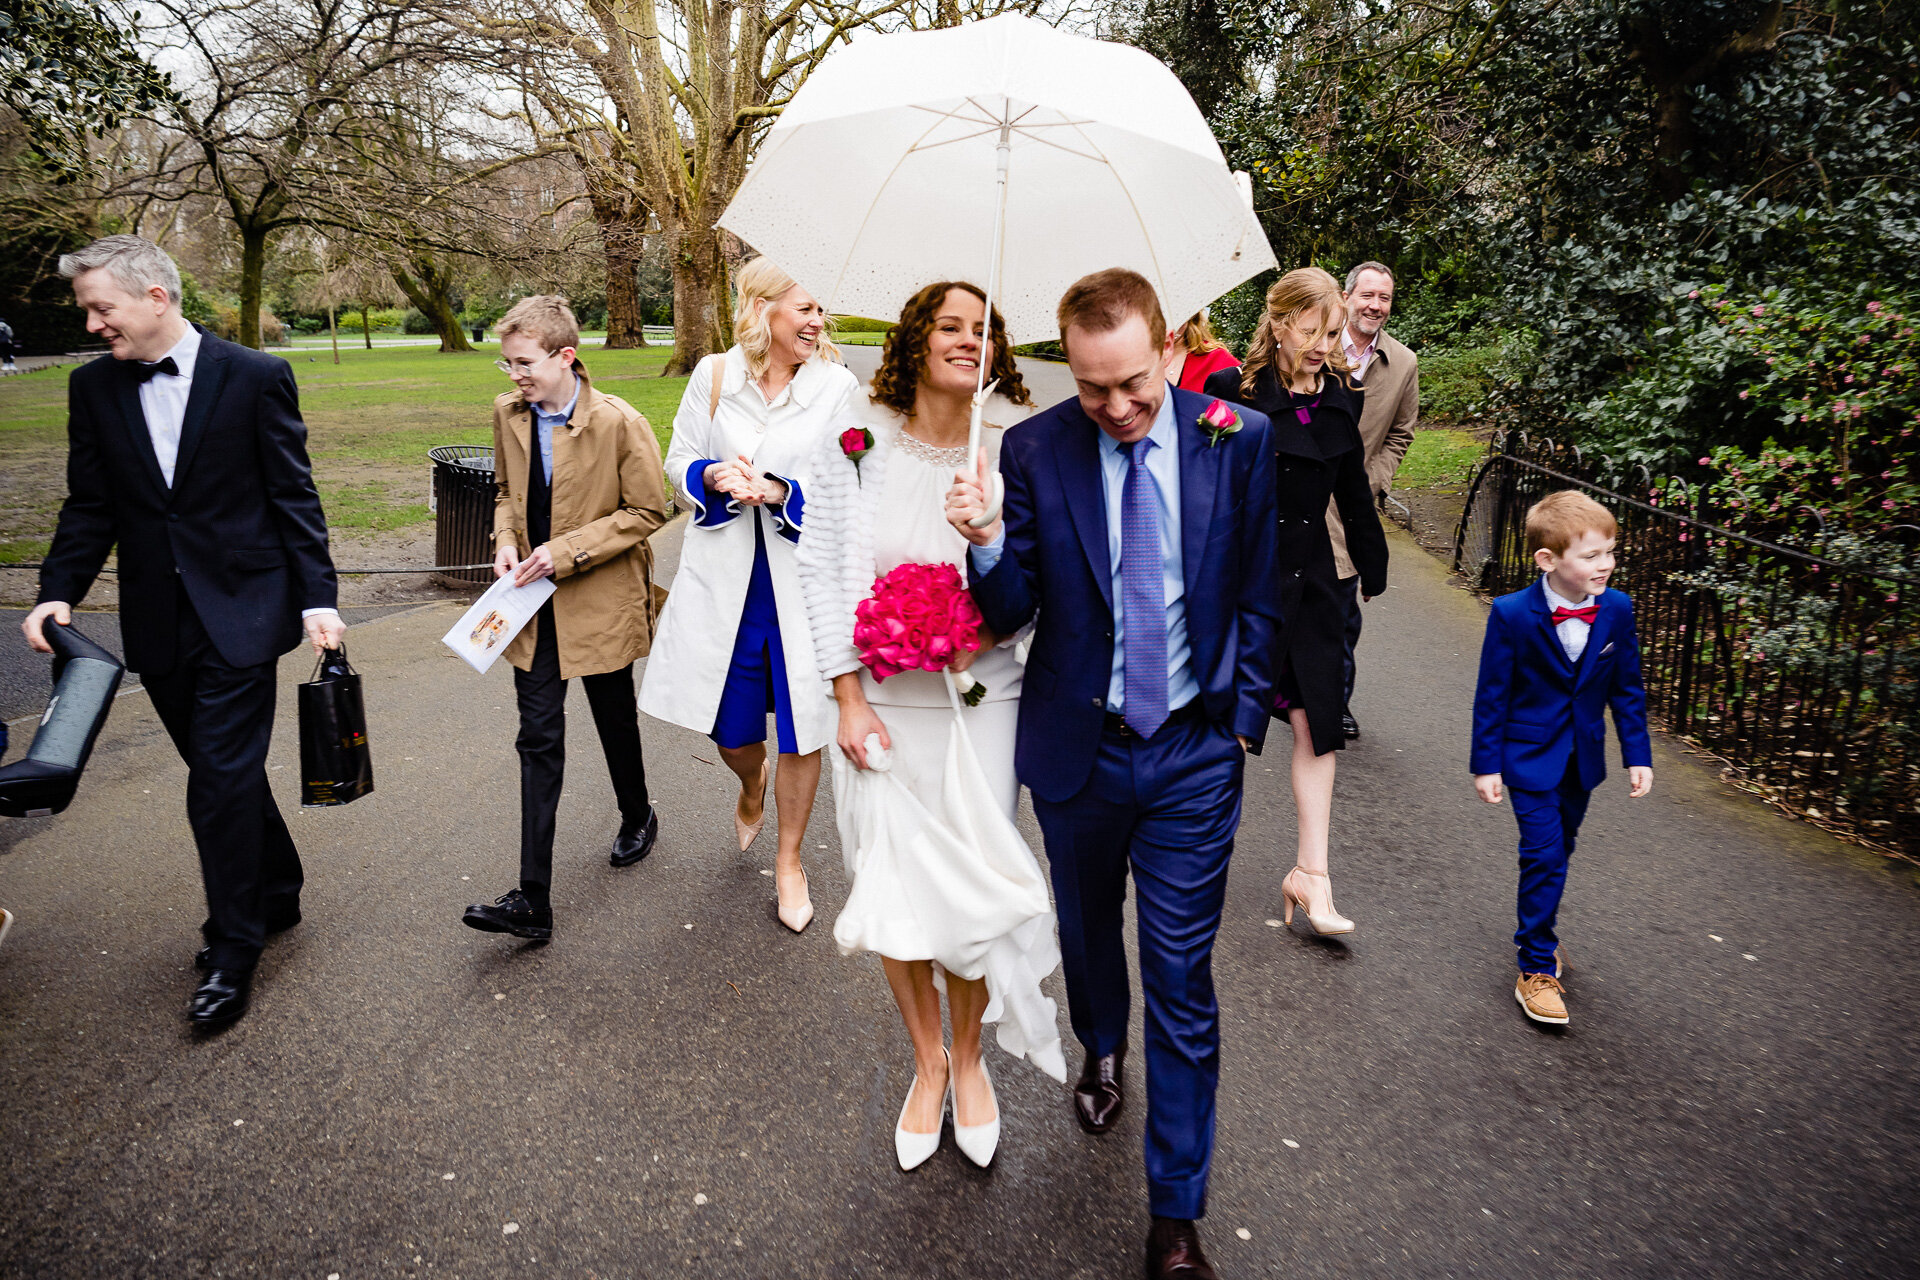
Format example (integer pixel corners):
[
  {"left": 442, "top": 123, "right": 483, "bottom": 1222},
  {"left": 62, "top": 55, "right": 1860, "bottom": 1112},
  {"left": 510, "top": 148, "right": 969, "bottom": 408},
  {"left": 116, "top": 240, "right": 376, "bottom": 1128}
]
[{"left": 853, "top": 561, "right": 988, "bottom": 705}]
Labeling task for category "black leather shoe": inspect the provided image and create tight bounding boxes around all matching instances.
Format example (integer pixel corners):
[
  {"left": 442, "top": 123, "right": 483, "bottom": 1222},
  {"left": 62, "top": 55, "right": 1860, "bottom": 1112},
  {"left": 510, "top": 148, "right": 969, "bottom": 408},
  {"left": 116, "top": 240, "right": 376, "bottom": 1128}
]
[
  {"left": 610, "top": 805, "right": 660, "bottom": 868},
  {"left": 1146, "top": 1218, "right": 1217, "bottom": 1279},
  {"left": 1341, "top": 707, "right": 1361, "bottom": 739},
  {"left": 189, "top": 968, "right": 253, "bottom": 1029},
  {"left": 1073, "top": 1046, "right": 1126, "bottom": 1134},
  {"left": 461, "top": 889, "right": 553, "bottom": 941}
]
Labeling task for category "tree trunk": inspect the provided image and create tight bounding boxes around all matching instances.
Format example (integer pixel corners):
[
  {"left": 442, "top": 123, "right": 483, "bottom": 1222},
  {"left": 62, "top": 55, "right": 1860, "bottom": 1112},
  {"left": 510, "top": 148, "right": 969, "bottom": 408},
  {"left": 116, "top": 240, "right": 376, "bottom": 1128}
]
[
  {"left": 603, "top": 223, "right": 648, "bottom": 349},
  {"left": 584, "top": 170, "right": 650, "bottom": 349},
  {"left": 237, "top": 223, "right": 269, "bottom": 349},
  {"left": 391, "top": 254, "right": 472, "bottom": 353},
  {"left": 359, "top": 305, "right": 372, "bottom": 348},
  {"left": 663, "top": 221, "right": 728, "bottom": 376}
]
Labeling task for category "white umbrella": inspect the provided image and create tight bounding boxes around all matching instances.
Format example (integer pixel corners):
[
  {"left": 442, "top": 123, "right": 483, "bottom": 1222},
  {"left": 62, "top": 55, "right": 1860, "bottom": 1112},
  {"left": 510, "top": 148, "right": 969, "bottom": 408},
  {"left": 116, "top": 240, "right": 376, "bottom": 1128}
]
[
  {"left": 723, "top": 12, "right": 1271, "bottom": 343},
  {"left": 719, "top": 11, "right": 1275, "bottom": 518}
]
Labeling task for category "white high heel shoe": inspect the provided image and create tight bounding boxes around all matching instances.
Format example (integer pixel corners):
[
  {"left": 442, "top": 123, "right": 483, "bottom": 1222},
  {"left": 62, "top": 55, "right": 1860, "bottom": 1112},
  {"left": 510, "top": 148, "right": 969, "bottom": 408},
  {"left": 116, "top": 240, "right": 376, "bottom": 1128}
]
[
  {"left": 1281, "top": 866, "right": 1355, "bottom": 936},
  {"left": 952, "top": 1052, "right": 1000, "bottom": 1168},
  {"left": 776, "top": 866, "right": 813, "bottom": 934},
  {"left": 894, "top": 1054, "right": 948, "bottom": 1171}
]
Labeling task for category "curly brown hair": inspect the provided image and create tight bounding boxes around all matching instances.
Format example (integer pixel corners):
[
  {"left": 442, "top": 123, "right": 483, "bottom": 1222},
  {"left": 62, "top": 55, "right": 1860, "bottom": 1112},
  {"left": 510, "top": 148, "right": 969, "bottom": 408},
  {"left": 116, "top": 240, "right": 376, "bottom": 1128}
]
[{"left": 868, "top": 281, "right": 1032, "bottom": 415}]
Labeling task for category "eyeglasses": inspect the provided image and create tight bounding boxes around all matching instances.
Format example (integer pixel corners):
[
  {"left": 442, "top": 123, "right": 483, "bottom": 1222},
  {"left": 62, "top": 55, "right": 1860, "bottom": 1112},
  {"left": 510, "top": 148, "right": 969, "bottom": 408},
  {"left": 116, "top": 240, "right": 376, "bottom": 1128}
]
[{"left": 494, "top": 349, "right": 561, "bottom": 377}]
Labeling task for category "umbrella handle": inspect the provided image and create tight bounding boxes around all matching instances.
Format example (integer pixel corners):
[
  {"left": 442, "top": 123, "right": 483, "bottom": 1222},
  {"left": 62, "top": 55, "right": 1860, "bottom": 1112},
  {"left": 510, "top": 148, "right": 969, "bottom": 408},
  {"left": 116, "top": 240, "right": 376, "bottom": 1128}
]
[{"left": 967, "top": 472, "right": 1005, "bottom": 529}]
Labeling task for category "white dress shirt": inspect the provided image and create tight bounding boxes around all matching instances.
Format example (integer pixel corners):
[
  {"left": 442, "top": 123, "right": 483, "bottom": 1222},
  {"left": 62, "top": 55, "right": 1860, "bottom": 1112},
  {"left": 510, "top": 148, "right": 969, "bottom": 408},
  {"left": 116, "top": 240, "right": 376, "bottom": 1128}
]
[
  {"left": 1540, "top": 576, "right": 1600, "bottom": 662},
  {"left": 137, "top": 324, "right": 201, "bottom": 487},
  {"left": 133, "top": 324, "right": 336, "bottom": 623}
]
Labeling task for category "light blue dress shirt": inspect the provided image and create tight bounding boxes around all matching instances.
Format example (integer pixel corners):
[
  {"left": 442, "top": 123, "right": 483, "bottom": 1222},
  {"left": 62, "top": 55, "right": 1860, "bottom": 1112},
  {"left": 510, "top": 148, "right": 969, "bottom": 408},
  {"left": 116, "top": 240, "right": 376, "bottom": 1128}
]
[
  {"left": 531, "top": 376, "right": 581, "bottom": 484},
  {"left": 973, "top": 386, "right": 1198, "bottom": 714}
]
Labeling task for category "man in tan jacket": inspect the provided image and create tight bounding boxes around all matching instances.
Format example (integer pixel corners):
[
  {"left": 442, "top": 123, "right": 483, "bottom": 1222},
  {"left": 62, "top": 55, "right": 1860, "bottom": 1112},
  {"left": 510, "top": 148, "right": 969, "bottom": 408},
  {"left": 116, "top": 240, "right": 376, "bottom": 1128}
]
[
  {"left": 1327, "top": 261, "right": 1419, "bottom": 739},
  {"left": 461, "top": 296, "right": 669, "bottom": 942}
]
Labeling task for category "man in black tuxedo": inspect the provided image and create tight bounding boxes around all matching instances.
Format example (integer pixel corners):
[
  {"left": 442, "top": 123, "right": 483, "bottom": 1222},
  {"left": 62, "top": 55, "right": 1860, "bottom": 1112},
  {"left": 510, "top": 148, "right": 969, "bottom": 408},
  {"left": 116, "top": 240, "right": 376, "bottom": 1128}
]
[{"left": 23, "top": 235, "right": 343, "bottom": 1029}]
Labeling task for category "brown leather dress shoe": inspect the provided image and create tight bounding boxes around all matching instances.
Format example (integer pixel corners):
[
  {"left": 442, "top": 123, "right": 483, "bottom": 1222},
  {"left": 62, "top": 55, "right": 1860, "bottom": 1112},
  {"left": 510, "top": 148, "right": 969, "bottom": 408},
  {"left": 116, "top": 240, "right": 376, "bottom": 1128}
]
[
  {"left": 1146, "top": 1217, "right": 1217, "bottom": 1279},
  {"left": 1073, "top": 1046, "right": 1125, "bottom": 1134}
]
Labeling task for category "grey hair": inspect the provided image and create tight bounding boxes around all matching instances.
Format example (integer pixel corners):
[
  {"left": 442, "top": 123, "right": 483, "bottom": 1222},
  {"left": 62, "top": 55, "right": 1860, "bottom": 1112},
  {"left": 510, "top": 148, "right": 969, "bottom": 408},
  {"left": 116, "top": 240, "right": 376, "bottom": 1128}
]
[
  {"left": 58, "top": 235, "right": 182, "bottom": 306},
  {"left": 1343, "top": 260, "right": 1394, "bottom": 294}
]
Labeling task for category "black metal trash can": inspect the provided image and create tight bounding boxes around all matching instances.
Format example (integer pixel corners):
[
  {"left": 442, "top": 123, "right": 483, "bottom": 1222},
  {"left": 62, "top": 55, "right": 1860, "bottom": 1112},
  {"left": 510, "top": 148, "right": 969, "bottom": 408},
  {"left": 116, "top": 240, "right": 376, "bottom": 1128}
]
[{"left": 429, "top": 445, "right": 496, "bottom": 589}]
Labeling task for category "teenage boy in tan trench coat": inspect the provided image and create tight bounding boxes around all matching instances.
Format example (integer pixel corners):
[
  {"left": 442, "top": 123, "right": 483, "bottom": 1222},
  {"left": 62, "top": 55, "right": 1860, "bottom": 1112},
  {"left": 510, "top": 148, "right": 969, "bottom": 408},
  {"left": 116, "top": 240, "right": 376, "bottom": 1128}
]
[{"left": 461, "top": 295, "right": 669, "bottom": 942}]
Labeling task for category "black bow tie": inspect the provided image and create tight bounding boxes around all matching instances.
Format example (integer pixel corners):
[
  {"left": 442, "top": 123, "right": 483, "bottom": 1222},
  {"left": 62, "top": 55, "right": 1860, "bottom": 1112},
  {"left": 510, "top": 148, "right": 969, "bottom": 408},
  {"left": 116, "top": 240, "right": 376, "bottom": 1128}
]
[{"left": 132, "top": 356, "right": 179, "bottom": 382}]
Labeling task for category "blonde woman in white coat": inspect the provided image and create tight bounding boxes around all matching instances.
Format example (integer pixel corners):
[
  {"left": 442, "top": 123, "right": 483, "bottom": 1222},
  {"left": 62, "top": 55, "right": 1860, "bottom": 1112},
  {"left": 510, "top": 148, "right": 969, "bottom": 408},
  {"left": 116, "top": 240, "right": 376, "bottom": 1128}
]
[
  {"left": 798, "top": 282, "right": 1064, "bottom": 1173},
  {"left": 639, "top": 258, "right": 857, "bottom": 932}
]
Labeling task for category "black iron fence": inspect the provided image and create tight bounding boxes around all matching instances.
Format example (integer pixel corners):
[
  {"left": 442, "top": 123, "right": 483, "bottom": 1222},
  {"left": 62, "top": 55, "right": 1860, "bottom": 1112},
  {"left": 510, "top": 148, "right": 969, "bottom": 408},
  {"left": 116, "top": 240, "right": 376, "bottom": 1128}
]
[{"left": 1454, "top": 433, "right": 1920, "bottom": 858}]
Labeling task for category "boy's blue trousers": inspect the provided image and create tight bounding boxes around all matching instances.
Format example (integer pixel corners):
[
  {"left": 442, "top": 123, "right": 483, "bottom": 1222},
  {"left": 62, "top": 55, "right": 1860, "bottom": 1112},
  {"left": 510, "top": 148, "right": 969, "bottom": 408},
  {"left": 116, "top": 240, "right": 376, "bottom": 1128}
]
[{"left": 1510, "top": 760, "right": 1592, "bottom": 975}]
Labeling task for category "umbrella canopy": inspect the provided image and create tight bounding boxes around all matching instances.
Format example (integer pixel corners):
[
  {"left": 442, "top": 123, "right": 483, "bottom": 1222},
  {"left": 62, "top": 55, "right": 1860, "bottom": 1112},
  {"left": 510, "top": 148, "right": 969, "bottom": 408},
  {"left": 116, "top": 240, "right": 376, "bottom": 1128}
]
[{"left": 719, "top": 12, "right": 1275, "bottom": 345}]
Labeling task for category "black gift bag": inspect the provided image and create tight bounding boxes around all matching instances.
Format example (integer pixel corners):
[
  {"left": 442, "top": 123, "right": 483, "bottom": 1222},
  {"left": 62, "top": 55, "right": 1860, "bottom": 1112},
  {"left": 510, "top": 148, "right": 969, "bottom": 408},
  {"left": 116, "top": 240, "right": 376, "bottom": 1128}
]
[
  {"left": 299, "top": 643, "right": 374, "bottom": 807},
  {"left": 0, "top": 620, "right": 125, "bottom": 818}
]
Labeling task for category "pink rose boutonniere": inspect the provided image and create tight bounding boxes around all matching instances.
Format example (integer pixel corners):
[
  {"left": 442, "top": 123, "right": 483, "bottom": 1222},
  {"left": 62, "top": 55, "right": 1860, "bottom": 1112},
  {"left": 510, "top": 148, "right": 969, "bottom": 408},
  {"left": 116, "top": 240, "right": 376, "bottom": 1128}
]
[
  {"left": 1199, "top": 399, "right": 1242, "bottom": 448},
  {"left": 840, "top": 426, "right": 875, "bottom": 482}
]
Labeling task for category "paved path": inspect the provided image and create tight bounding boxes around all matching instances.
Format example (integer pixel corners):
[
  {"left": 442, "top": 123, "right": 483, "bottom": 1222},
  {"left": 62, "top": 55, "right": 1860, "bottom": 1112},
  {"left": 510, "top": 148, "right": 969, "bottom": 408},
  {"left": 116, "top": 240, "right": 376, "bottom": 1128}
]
[{"left": 2, "top": 524, "right": 1917, "bottom": 1280}]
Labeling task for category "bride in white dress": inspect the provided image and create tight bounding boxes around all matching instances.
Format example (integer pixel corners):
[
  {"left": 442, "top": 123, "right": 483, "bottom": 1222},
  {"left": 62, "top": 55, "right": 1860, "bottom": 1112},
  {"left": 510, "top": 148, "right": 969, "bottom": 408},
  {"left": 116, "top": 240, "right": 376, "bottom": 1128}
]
[{"left": 797, "top": 282, "right": 1065, "bottom": 1171}]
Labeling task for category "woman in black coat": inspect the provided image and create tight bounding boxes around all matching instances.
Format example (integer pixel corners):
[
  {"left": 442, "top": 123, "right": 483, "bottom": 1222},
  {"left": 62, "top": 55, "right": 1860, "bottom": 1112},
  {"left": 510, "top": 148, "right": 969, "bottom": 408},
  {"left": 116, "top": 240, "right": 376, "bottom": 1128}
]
[{"left": 1205, "top": 266, "right": 1387, "bottom": 937}]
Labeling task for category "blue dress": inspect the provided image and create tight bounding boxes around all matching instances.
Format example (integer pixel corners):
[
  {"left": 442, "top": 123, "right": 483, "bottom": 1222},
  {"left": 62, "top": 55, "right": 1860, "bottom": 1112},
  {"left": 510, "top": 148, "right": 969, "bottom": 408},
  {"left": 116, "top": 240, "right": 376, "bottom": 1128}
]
[{"left": 702, "top": 474, "right": 801, "bottom": 755}]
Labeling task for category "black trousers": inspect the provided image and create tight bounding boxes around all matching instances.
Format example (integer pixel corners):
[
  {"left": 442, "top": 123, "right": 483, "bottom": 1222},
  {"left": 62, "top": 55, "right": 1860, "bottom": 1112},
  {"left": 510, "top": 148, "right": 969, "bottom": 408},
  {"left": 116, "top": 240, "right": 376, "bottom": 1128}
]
[
  {"left": 1337, "top": 572, "right": 1363, "bottom": 704},
  {"left": 142, "top": 588, "right": 302, "bottom": 972},
  {"left": 514, "top": 604, "right": 650, "bottom": 901}
]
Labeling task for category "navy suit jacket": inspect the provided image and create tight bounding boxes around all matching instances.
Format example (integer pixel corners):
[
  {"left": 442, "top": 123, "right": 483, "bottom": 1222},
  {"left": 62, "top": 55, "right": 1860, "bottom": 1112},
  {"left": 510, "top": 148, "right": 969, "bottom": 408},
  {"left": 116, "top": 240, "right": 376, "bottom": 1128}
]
[
  {"left": 969, "top": 387, "right": 1282, "bottom": 803},
  {"left": 1469, "top": 581, "right": 1653, "bottom": 792},
  {"left": 38, "top": 326, "right": 337, "bottom": 675}
]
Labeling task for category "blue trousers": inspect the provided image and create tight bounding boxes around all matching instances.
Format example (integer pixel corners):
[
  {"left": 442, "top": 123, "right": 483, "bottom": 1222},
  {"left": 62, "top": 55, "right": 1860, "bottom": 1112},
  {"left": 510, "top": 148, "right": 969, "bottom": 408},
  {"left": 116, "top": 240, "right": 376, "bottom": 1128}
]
[
  {"left": 1032, "top": 714, "right": 1244, "bottom": 1221},
  {"left": 1510, "top": 761, "right": 1593, "bottom": 974}
]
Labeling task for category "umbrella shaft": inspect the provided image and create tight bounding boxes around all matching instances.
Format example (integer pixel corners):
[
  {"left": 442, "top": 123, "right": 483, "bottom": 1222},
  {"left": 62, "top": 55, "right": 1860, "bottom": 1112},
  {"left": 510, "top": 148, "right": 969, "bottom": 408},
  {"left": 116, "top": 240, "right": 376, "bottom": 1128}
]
[{"left": 972, "top": 120, "right": 1013, "bottom": 463}]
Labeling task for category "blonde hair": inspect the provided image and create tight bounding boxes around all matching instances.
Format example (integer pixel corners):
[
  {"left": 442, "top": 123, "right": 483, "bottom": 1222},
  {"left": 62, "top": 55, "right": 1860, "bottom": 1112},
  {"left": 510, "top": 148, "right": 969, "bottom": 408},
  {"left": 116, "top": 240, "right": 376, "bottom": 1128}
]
[
  {"left": 1172, "top": 311, "right": 1226, "bottom": 357},
  {"left": 1526, "top": 490, "right": 1619, "bottom": 556},
  {"left": 496, "top": 295, "right": 580, "bottom": 352},
  {"left": 1240, "top": 267, "right": 1351, "bottom": 397},
  {"left": 733, "top": 256, "right": 838, "bottom": 377}
]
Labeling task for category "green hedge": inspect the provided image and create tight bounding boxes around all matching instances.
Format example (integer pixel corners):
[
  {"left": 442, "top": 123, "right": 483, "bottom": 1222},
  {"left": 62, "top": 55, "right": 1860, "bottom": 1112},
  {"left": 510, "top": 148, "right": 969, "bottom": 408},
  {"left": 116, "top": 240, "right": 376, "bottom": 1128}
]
[
  {"left": 1417, "top": 343, "right": 1503, "bottom": 423},
  {"left": 834, "top": 315, "right": 895, "bottom": 333}
]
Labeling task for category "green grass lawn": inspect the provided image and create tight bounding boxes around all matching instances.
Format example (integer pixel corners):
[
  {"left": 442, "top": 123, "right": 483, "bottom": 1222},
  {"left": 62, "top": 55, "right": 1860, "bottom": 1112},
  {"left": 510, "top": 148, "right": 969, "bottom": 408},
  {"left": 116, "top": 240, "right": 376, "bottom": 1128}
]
[
  {"left": 1397, "top": 427, "right": 1487, "bottom": 489},
  {"left": 1, "top": 348, "right": 1491, "bottom": 552},
  {"left": 0, "top": 345, "right": 690, "bottom": 541}
]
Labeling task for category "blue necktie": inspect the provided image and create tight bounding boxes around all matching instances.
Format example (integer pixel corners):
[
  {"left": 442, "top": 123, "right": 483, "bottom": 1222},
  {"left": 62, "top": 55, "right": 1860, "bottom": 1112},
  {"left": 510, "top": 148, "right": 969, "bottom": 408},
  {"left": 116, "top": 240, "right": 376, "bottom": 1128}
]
[{"left": 1122, "top": 437, "right": 1168, "bottom": 739}]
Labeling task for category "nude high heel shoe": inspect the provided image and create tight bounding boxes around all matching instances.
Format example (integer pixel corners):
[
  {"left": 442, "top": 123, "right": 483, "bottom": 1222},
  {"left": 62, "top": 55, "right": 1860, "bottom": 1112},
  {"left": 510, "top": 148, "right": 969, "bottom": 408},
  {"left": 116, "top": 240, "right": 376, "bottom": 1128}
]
[
  {"left": 735, "top": 761, "right": 769, "bottom": 851},
  {"left": 894, "top": 1051, "right": 949, "bottom": 1171},
  {"left": 952, "top": 1051, "right": 1001, "bottom": 1168},
  {"left": 776, "top": 865, "right": 813, "bottom": 934},
  {"left": 1281, "top": 866, "right": 1354, "bottom": 935}
]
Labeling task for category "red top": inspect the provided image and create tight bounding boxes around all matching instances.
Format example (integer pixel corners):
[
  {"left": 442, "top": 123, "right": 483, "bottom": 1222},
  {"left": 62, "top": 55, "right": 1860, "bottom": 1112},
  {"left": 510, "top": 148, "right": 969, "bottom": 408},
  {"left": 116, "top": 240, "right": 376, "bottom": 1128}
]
[{"left": 1176, "top": 345, "right": 1241, "bottom": 393}]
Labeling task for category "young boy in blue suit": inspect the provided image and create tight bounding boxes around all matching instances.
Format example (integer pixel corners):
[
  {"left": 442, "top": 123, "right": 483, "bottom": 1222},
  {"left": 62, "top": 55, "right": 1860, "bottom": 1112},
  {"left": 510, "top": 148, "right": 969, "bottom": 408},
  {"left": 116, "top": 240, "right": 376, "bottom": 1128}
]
[{"left": 1471, "top": 491, "right": 1653, "bottom": 1025}]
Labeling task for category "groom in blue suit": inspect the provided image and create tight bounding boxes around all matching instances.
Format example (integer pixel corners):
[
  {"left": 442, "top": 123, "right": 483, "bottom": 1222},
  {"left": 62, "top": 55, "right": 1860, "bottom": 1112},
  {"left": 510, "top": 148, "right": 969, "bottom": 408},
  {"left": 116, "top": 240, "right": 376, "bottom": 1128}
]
[{"left": 948, "top": 269, "right": 1279, "bottom": 1280}]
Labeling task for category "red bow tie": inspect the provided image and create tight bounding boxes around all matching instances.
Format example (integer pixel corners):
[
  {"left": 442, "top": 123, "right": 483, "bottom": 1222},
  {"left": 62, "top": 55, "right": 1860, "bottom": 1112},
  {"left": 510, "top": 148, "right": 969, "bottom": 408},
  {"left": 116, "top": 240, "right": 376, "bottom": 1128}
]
[{"left": 1552, "top": 604, "right": 1599, "bottom": 625}]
